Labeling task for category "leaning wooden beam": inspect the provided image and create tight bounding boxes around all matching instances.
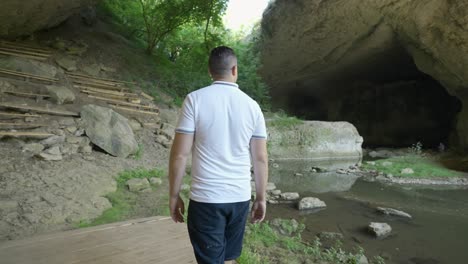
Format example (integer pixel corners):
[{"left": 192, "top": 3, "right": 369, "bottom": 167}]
[
  {"left": 70, "top": 79, "right": 128, "bottom": 91},
  {"left": 0, "top": 47, "right": 50, "bottom": 58},
  {"left": 67, "top": 72, "right": 136, "bottom": 85},
  {"left": 0, "top": 112, "right": 41, "bottom": 118},
  {"left": 69, "top": 76, "right": 124, "bottom": 87},
  {"left": 75, "top": 85, "right": 138, "bottom": 98},
  {"left": 0, "top": 50, "right": 48, "bottom": 61},
  {"left": 140, "top": 92, "right": 154, "bottom": 101},
  {"left": 88, "top": 95, "right": 159, "bottom": 110},
  {"left": 0, "top": 102, "right": 79, "bottom": 117},
  {"left": 3, "top": 91, "right": 51, "bottom": 98},
  {"left": 0, "top": 131, "right": 54, "bottom": 138},
  {"left": 0, "top": 68, "right": 58, "bottom": 82},
  {"left": 109, "top": 104, "right": 159, "bottom": 116}
]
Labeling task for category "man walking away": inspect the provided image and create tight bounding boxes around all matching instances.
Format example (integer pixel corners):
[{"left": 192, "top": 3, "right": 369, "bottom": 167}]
[{"left": 168, "top": 46, "right": 268, "bottom": 264}]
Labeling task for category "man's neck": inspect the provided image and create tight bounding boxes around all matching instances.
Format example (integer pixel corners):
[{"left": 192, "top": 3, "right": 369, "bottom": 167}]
[{"left": 213, "top": 77, "right": 236, "bottom": 83}]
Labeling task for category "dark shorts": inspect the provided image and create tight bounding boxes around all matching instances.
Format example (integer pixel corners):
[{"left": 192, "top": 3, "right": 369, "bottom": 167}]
[{"left": 187, "top": 199, "right": 250, "bottom": 264}]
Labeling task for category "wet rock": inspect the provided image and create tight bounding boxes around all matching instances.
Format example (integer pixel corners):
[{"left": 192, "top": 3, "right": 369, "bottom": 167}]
[
  {"left": 81, "top": 105, "right": 138, "bottom": 158},
  {"left": 401, "top": 168, "right": 415, "bottom": 175},
  {"left": 382, "top": 161, "right": 393, "bottom": 167},
  {"left": 22, "top": 143, "right": 45, "bottom": 155},
  {"left": 46, "top": 85, "right": 75, "bottom": 104},
  {"left": 271, "top": 189, "right": 282, "bottom": 196},
  {"left": 126, "top": 178, "right": 150, "bottom": 192},
  {"left": 40, "top": 135, "right": 65, "bottom": 147},
  {"left": 270, "top": 218, "right": 301, "bottom": 236},
  {"left": 298, "top": 197, "right": 327, "bottom": 210},
  {"left": 280, "top": 192, "right": 300, "bottom": 201},
  {"left": 377, "top": 207, "right": 412, "bottom": 219},
  {"left": 149, "top": 177, "right": 162, "bottom": 185},
  {"left": 368, "top": 222, "right": 392, "bottom": 238}
]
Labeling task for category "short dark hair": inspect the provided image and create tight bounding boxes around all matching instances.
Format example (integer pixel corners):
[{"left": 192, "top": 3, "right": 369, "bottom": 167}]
[{"left": 208, "top": 46, "right": 237, "bottom": 77}]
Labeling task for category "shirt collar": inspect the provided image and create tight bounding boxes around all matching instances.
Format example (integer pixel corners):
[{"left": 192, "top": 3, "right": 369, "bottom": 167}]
[{"left": 212, "top": 81, "right": 239, "bottom": 88}]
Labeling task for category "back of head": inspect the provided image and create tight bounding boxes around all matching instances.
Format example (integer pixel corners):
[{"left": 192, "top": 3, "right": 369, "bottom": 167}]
[{"left": 209, "top": 46, "right": 238, "bottom": 78}]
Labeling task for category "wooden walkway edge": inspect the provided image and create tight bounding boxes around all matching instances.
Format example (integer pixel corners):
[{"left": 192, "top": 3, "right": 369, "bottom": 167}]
[{"left": 0, "top": 216, "right": 196, "bottom": 264}]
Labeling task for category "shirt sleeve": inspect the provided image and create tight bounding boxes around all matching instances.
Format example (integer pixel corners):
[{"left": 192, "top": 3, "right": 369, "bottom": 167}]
[
  {"left": 175, "top": 95, "right": 196, "bottom": 134},
  {"left": 252, "top": 107, "right": 267, "bottom": 139}
]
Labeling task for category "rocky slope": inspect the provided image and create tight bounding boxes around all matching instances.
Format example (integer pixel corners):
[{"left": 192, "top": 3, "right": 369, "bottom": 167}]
[{"left": 260, "top": 0, "right": 468, "bottom": 148}]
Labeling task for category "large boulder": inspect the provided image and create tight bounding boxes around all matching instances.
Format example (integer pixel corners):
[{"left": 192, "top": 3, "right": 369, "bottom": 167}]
[
  {"left": 267, "top": 120, "right": 363, "bottom": 160},
  {"left": 46, "top": 85, "right": 75, "bottom": 104},
  {"left": 80, "top": 105, "right": 138, "bottom": 158},
  {"left": 0, "top": 0, "right": 93, "bottom": 37},
  {"left": 260, "top": 0, "right": 468, "bottom": 149}
]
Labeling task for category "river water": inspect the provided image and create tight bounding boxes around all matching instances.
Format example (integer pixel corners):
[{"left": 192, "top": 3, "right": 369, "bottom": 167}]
[{"left": 266, "top": 160, "right": 468, "bottom": 264}]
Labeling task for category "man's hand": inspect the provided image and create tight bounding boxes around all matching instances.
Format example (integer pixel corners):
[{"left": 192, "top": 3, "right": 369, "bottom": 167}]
[
  {"left": 169, "top": 195, "right": 185, "bottom": 223},
  {"left": 251, "top": 199, "right": 266, "bottom": 223}
]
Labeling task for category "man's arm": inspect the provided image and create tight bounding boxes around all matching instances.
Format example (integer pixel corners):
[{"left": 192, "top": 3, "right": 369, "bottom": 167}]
[
  {"left": 168, "top": 133, "right": 194, "bottom": 223},
  {"left": 250, "top": 138, "right": 268, "bottom": 223}
]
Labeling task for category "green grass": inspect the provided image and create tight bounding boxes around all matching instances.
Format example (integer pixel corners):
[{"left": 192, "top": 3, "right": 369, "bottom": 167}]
[
  {"left": 268, "top": 113, "right": 302, "bottom": 129},
  {"left": 363, "top": 156, "right": 462, "bottom": 178},
  {"left": 76, "top": 168, "right": 165, "bottom": 228},
  {"left": 238, "top": 221, "right": 372, "bottom": 264},
  {"left": 133, "top": 144, "right": 144, "bottom": 160}
]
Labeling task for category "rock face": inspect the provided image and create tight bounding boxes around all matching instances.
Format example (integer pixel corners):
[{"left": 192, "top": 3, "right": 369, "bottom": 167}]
[
  {"left": 0, "top": 0, "right": 94, "bottom": 37},
  {"left": 80, "top": 105, "right": 139, "bottom": 158},
  {"left": 268, "top": 121, "right": 363, "bottom": 160},
  {"left": 261, "top": 0, "right": 468, "bottom": 149}
]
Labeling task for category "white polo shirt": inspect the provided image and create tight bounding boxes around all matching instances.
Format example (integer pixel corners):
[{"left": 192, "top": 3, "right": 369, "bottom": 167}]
[{"left": 176, "top": 81, "right": 267, "bottom": 203}]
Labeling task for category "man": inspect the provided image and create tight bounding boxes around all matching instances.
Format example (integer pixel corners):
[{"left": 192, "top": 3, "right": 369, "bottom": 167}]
[{"left": 168, "top": 46, "right": 268, "bottom": 264}]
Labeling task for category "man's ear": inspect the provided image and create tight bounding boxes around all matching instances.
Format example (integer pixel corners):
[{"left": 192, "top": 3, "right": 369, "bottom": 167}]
[{"left": 232, "top": 65, "right": 238, "bottom": 77}]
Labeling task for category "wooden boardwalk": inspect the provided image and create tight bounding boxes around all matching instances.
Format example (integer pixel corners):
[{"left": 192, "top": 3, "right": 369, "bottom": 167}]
[{"left": 0, "top": 216, "right": 196, "bottom": 264}]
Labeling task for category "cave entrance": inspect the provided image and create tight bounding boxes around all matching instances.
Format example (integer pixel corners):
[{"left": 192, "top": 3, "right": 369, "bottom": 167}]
[{"left": 284, "top": 45, "right": 462, "bottom": 148}]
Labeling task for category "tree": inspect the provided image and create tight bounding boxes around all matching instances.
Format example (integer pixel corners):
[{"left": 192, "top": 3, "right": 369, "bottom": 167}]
[{"left": 137, "top": 0, "right": 227, "bottom": 54}]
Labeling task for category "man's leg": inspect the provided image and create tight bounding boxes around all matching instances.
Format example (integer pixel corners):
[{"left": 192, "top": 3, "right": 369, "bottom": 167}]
[
  {"left": 224, "top": 201, "right": 250, "bottom": 262},
  {"left": 187, "top": 200, "right": 227, "bottom": 264}
]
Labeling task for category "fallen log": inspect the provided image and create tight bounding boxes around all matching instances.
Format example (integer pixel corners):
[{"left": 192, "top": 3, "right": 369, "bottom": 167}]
[
  {"left": 0, "top": 131, "right": 54, "bottom": 139},
  {"left": 0, "top": 102, "right": 79, "bottom": 117},
  {"left": 109, "top": 104, "right": 159, "bottom": 116}
]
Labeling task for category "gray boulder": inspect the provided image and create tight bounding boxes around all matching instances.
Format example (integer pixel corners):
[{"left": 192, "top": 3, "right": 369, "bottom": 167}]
[
  {"left": 38, "top": 146, "right": 63, "bottom": 161},
  {"left": 368, "top": 222, "right": 392, "bottom": 238},
  {"left": 270, "top": 218, "right": 301, "bottom": 236},
  {"left": 55, "top": 56, "right": 77, "bottom": 71},
  {"left": 298, "top": 197, "right": 327, "bottom": 210},
  {"left": 126, "top": 178, "right": 150, "bottom": 192},
  {"left": 401, "top": 168, "right": 415, "bottom": 175},
  {"left": 280, "top": 192, "right": 300, "bottom": 201},
  {"left": 80, "top": 105, "right": 138, "bottom": 158},
  {"left": 46, "top": 85, "right": 75, "bottom": 104},
  {"left": 22, "top": 143, "right": 45, "bottom": 155},
  {"left": 149, "top": 177, "right": 162, "bottom": 185},
  {"left": 40, "top": 135, "right": 65, "bottom": 147}
]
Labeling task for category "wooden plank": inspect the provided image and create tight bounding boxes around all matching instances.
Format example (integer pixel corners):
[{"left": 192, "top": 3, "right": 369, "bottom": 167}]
[
  {"left": 0, "top": 123, "right": 47, "bottom": 129},
  {"left": 0, "top": 50, "right": 48, "bottom": 61},
  {"left": 3, "top": 91, "right": 50, "bottom": 98},
  {"left": 109, "top": 104, "right": 159, "bottom": 116},
  {"left": 88, "top": 95, "right": 159, "bottom": 110},
  {"left": 0, "top": 68, "right": 57, "bottom": 82},
  {"left": 67, "top": 72, "right": 136, "bottom": 85},
  {"left": 0, "top": 216, "right": 196, "bottom": 264},
  {"left": 0, "top": 112, "right": 41, "bottom": 118},
  {"left": 70, "top": 79, "right": 129, "bottom": 91},
  {"left": 140, "top": 92, "right": 154, "bottom": 101},
  {"left": 69, "top": 76, "right": 125, "bottom": 87},
  {"left": 0, "top": 47, "right": 50, "bottom": 58},
  {"left": 0, "top": 41, "right": 52, "bottom": 54},
  {"left": 75, "top": 85, "right": 138, "bottom": 98},
  {"left": 0, "top": 102, "right": 79, "bottom": 117},
  {"left": 0, "top": 131, "right": 54, "bottom": 138}
]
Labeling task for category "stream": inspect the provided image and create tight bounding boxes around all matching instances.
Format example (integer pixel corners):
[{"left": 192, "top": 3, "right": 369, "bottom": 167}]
[{"left": 266, "top": 160, "right": 468, "bottom": 264}]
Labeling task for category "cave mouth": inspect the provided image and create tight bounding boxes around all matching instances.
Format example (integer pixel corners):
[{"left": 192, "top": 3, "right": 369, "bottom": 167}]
[{"left": 283, "top": 45, "right": 462, "bottom": 149}]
